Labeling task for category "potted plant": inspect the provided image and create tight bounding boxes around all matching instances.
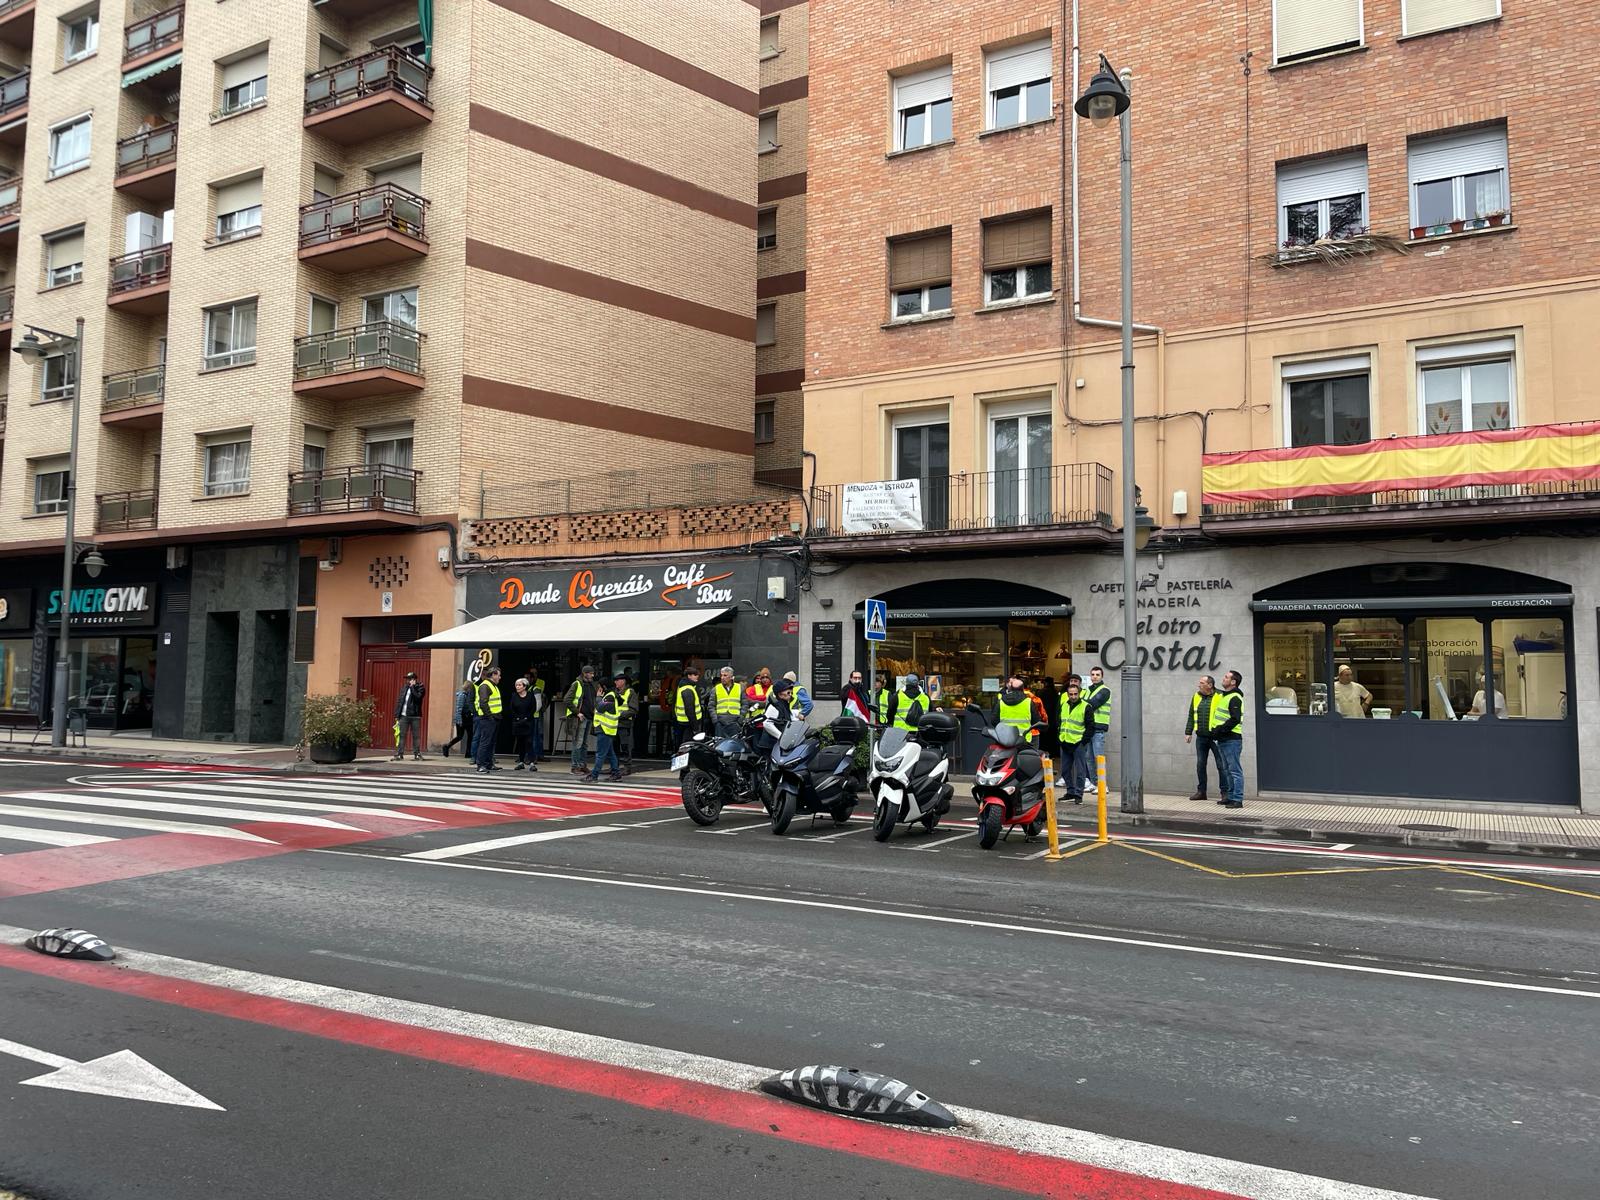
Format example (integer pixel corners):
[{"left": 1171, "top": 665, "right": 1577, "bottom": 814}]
[
  {"left": 1411, "top": 224, "right": 1427, "bottom": 239},
  {"left": 1449, "top": 218, "right": 1466, "bottom": 234},
  {"left": 302, "top": 678, "right": 375, "bottom": 764},
  {"left": 1484, "top": 209, "right": 1508, "bottom": 227}
]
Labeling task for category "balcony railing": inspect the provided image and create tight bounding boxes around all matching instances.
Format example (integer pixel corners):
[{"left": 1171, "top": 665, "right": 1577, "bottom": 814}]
[
  {"left": 0, "top": 394, "right": 7, "bottom": 437},
  {"left": 108, "top": 244, "right": 172, "bottom": 297},
  {"left": 97, "top": 489, "right": 159, "bottom": 533},
  {"left": 0, "top": 71, "right": 28, "bottom": 117},
  {"left": 304, "top": 46, "right": 431, "bottom": 117},
  {"left": 288, "top": 464, "right": 420, "bottom": 517},
  {"left": 299, "top": 183, "right": 428, "bottom": 248},
  {"left": 124, "top": 4, "right": 184, "bottom": 63},
  {"left": 809, "top": 464, "right": 1115, "bottom": 538},
  {"left": 116, "top": 123, "right": 178, "bottom": 178},
  {"left": 293, "top": 319, "right": 422, "bottom": 381},
  {"left": 102, "top": 365, "right": 165, "bottom": 413},
  {"left": 0, "top": 1, "right": 33, "bottom": 18},
  {"left": 0, "top": 285, "right": 13, "bottom": 322},
  {"left": 0, "top": 176, "right": 18, "bottom": 222}
]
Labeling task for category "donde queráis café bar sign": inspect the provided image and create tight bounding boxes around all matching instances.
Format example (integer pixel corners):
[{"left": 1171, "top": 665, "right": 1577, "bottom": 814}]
[
  {"left": 45, "top": 584, "right": 158, "bottom": 629},
  {"left": 492, "top": 562, "right": 743, "bottom": 612}
]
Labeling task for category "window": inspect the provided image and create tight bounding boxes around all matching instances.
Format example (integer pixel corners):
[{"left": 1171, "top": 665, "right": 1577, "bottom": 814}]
[
  {"left": 755, "top": 303, "right": 776, "bottom": 347},
  {"left": 218, "top": 51, "right": 268, "bottom": 117},
  {"left": 1417, "top": 338, "right": 1514, "bottom": 435},
  {"left": 1273, "top": 0, "right": 1362, "bottom": 63},
  {"left": 372, "top": 25, "right": 427, "bottom": 60},
  {"left": 985, "top": 39, "right": 1051, "bottom": 130},
  {"left": 312, "top": 165, "right": 342, "bottom": 203},
  {"left": 0, "top": 638, "right": 34, "bottom": 712},
  {"left": 1282, "top": 355, "right": 1371, "bottom": 447},
  {"left": 982, "top": 211, "right": 1053, "bottom": 304},
  {"left": 302, "top": 427, "right": 328, "bottom": 473},
  {"left": 893, "top": 64, "right": 952, "bottom": 151},
  {"left": 41, "top": 350, "right": 77, "bottom": 402},
  {"left": 892, "top": 414, "right": 950, "bottom": 531},
  {"left": 887, "top": 229, "right": 953, "bottom": 320},
  {"left": 202, "top": 434, "right": 252, "bottom": 497},
  {"left": 758, "top": 111, "right": 778, "bottom": 153},
  {"left": 309, "top": 294, "right": 338, "bottom": 334},
  {"left": 363, "top": 287, "right": 417, "bottom": 328},
  {"left": 364, "top": 424, "right": 414, "bottom": 469},
  {"left": 756, "top": 208, "right": 777, "bottom": 251},
  {"left": 754, "top": 400, "right": 776, "bottom": 444},
  {"left": 61, "top": 8, "right": 98, "bottom": 65},
  {"left": 203, "top": 300, "right": 258, "bottom": 370},
  {"left": 1277, "top": 152, "right": 1368, "bottom": 246},
  {"left": 44, "top": 227, "right": 84, "bottom": 288},
  {"left": 760, "top": 16, "right": 779, "bottom": 56},
  {"left": 1403, "top": 0, "right": 1499, "bottom": 38},
  {"left": 48, "top": 115, "right": 92, "bottom": 178},
  {"left": 1261, "top": 621, "right": 1329, "bottom": 715},
  {"left": 1489, "top": 617, "right": 1566, "bottom": 720},
  {"left": 213, "top": 174, "right": 263, "bottom": 243},
  {"left": 989, "top": 405, "right": 1053, "bottom": 526},
  {"left": 371, "top": 158, "right": 422, "bottom": 194},
  {"left": 31, "top": 457, "right": 69, "bottom": 515},
  {"left": 1408, "top": 125, "right": 1510, "bottom": 234}
]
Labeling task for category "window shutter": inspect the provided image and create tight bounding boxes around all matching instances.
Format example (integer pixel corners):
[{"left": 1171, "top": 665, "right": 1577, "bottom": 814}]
[
  {"left": 221, "top": 51, "right": 268, "bottom": 89},
  {"left": 1274, "top": 0, "right": 1361, "bottom": 61},
  {"left": 1407, "top": 126, "right": 1507, "bottom": 183},
  {"left": 202, "top": 427, "right": 253, "bottom": 447},
  {"left": 215, "top": 175, "right": 262, "bottom": 214},
  {"left": 894, "top": 64, "right": 952, "bottom": 111},
  {"left": 756, "top": 305, "right": 775, "bottom": 343},
  {"left": 294, "top": 609, "right": 317, "bottom": 663},
  {"left": 1404, "top": 0, "right": 1498, "bottom": 37},
  {"left": 48, "top": 230, "right": 84, "bottom": 265},
  {"left": 986, "top": 39, "right": 1051, "bottom": 92},
  {"left": 983, "top": 211, "right": 1052, "bottom": 270},
  {"left": 1277, "top": 153, "right": 1368, "bottom": 208},
  {"left": 889, "top": 230, "right": 952, "bottom": 289},
  {"left": 372, "top": 159, "right": 421, "bottom": 193}
]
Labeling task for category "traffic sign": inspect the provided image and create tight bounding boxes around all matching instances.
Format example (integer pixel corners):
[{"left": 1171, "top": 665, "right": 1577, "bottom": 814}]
[{"left": 864, "top": 599, "right": 888, "bottom": 642}]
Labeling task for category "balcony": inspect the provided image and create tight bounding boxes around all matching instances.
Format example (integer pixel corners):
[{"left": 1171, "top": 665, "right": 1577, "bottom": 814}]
[
  {"left": 115, "top": 124, "right": 178, "bottom": 202},
  {"left": 1201, "top": 422, "right": 1600, "bottom": 536},
  {"left": 124, "top": 4, "right": 183, "bottom": 72},
  {"left": 107, "top": 244, "right": 172, "bottom": 314},
  {"left": 0, "top": 2, "right": 35, "bottom": 47},
  {"left": 287, "top": 464, "right": 421, "bottom": 529},
  {"left": 303, "top": 46, "right": 432, "bottom": 143},
  {"left": 808, "top": 463, "right": 1117, "bottom": 555},
  {"left": 0, "top": 70, "right": 27, "bottom": 143},
  {"left": 298, "top": 183, "right": 428, "bottom": 271},
  {"left": 0, "top": 175, "right": 18, "bottom": 244},
  {"left": 293, "top": 320, "right": 423, "bottom": 400},
  {"left": 0, "top": 284, "right": 12, "bottom": 340},
  {"left": 101, "top": 365, "right": 164, "bottom": 428},
  {"left": 96, "top": 489, "right": 159, "bottom": 534}
]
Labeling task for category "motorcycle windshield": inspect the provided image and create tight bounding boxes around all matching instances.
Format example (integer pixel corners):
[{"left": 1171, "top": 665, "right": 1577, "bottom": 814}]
[
  {"left": 875, "top": 728, "right": 908, "bottom": 758},
  {"left": 992, "top": 724, "right": 1022, "bottom": 750},
  {"left": 777, "top": 722, "right": 808, "bottom": 752}
]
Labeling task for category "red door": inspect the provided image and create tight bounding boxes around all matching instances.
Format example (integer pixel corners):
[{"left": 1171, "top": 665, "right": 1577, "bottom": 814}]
[{"left": 358, "top": 646, "right": 430, "bottom": 750}]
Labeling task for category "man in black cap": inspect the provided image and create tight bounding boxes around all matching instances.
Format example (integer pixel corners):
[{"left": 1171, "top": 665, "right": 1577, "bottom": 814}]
[
  {"left": 674, "top": 664, "right": 706, "bottom": 747},
  {"left": 393, "top": 670, "right": 426, "bottom": 760}
]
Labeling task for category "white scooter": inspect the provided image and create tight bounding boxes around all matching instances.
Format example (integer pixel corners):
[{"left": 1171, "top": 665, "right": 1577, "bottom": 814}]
[{"left": 868, "top": 711, "right": 958, "bottom": 841}]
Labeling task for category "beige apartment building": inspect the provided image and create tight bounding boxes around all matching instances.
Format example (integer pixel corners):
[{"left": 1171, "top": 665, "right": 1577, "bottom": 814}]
[{"left": 0, "top": 0, "right": 757, "bottom": 750}]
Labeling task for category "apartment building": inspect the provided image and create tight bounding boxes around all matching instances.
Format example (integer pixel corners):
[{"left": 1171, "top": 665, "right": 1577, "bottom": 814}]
[
  {"left": 0, "top": 0, "right": 756, "bottom": 750},
  {"left": 798, "top": 0, "right": 1600, "bottom": 810}
]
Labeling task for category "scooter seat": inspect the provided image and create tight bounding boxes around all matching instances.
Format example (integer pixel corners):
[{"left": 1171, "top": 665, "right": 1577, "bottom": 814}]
[
  {"left": 916, "top": 747, "right": 946, "bottom": 772},
  {"left": 815, "top": 746, "right": 853, "bottom": 773}
]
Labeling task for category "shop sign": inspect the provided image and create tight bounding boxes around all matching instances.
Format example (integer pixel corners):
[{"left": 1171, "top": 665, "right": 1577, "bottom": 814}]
[
  {"left": 0, "top": 588, "right": 30, "bottom": 632},
  {"left": 1097, "top": 574, "right": 1230, "bottom": 673},
  {"left": 841, "top": 480, "right": 923, "bottom": 534},
  {"left": 44, "top": 584, "right": 157, "bottom": 628},
  {"left": 811, "top": 622, "right": 843, "bottom": 698},
  {"left": 494, "top": 562, "right": 740, "bottom": 613}
]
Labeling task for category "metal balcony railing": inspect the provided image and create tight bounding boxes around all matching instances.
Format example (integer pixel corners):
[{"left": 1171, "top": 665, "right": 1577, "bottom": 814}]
[
  {"left": 108, "top": 244, "right": 172, "bottom": 297},
  {"left": 299, "top": 183, "right": 428, "bottom": 248},
  {"left": 287, "top": 464, "right": 420, "bottom": 516},
  {"left": 0, "top": 176, "right": 19, "bottom": 222},
  {"left": 0, "top": 71, "right": 28, "bottom": 117},
  {"left": 293, "top": 319, "right": 422, "bottom": 381},
  {"left": 124, "top": 4, "right": 184, "bottom": 63},
  {"left": 0, "top": 394, "right": 7, "bottom": 437},
  {"left": 0, "top": 1, "right": 33, "bottom": 18},
  {"left": 304, "top": 45, "right": 431, "bottom": 117},
  {"left": 0, "top": 285, "right": 13, "bottom": 322},
  {"left": 96, "top": 489, "right": 159, "bottom": 533},
  {"left": 102, "top": 365, "right": 165, "bottom": 413},
  {"left": 116, "top": 123, "right": 178, "bottom": 178},
  {"left": 809, "top": 464, "right": 1116, "bottom": 537}
]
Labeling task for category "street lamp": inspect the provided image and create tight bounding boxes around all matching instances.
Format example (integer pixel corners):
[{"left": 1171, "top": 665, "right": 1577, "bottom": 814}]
[
  {"left": 14, "top": 318, "right": 88, "bottom": 747},
  {"left": 1075, "top": 56, "right": 1146, "bottom": 813}
]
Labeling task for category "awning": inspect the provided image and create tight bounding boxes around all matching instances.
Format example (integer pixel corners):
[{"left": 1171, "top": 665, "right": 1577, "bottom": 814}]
[
  {"left": 850, "top": 604, "right": 1073, "bottom": 621},
  {"left": 1250, "top": 594, "right": 1572, "bottom": 614},
  {"left": 123, "top": 51, "right": 183, "bottom": 89},
  {"left": 414, "top": 607, "right": 732, "bottom": 648}
]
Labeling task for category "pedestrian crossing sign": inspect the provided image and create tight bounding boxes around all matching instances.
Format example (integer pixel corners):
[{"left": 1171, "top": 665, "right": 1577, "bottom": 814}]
[{"left": 864, "top": 599, "right": 888, "bottom": 642}]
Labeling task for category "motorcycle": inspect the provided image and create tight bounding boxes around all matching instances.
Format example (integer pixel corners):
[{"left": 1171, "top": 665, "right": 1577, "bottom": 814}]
[
  {"left": 675, "top": 717, "right": 773, "bottom": 826},
  {"left": 769, "top": 714, "right": 865, "bottom": 835},
  {"left": 971, "top": 723, "right": 1048, "bottom": 849},
  {"left": 868, "top": 711, "right": 957, "bottom": 841}
]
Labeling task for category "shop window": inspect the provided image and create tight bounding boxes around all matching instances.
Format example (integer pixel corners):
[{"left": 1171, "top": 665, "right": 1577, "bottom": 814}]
[
  {"left": 1007, "top": 617, "right": 1073, "bottom": 688},
  {"left": 0, "top": 639, "right": 34, "bottom": 711},
  {"left": 1261, "top": 621, "right": 1327, "bottom": 715},
  {"left": 876, "top": 624, "right": 1005, "bottom": 710},
  {"left": 1405, "top": 615, "right": 1485, "bottom": 719},
  {"left": 1330, "top": 618, "right": 1405, "bottom": 718},
  {"left": 1491, "top": 617, "right": 1567, "bottom": 719}
]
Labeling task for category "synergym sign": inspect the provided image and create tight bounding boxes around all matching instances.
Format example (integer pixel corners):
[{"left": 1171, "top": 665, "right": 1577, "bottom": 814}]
[{"left": 44, "top": 584, "right": 157, "bottom": 628}]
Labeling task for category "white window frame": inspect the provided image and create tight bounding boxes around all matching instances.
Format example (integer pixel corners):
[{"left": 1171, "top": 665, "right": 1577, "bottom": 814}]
[
  {"left": 220, "top": 74, "right": 267, "bottom": 116},
  {"left": 1279, "top": 354, "right": 1373, "bottom": 448},
  {"left": 1415, "top": 337, "right": 1516, "bottom": 435},
  {"left": 893, "top": 64, "right": 953, "bottom": 151},
  {"left": 1276, "top": 152, "right": 1369, "bottom": 246},
  {"left": 759, "top": 16, "right": 780, "bottom": 57},
  {"left": 890, "top": 282, "right": 952, "bottom": 322},
  {"left": 308, "top": 293, "right": 339, "bottom": 334},
  {"left": 202, "top": 436, "right": 252, "bottom": 498},
  {"left": 1402, "top": 0, "right": 1501, "bottom": 39},
  {"left": 758, "top": 110, "right": 779, "bottom": 154},
  {"left": 215, "top": 204, "right": 262, "bottom": 242},
  {"left": 61, "top": 9, "right": 99, "bottom": 65},
  {"left": 1408, "top": 126, "right": 1510, "bottom": 233},
  {"left": 364, "top": 423, "right": 415, "bottom": 469},
  {"left": 43, "top": 227, "right": 85, "bottom": 288},
  {"left": 984, "top": 262, "right": 1052, "bottom": 306},
  {"left": 984, "top": 39, "right": 1052, "bottom": 131},
  {"left": 756, "top": 207, "right": 777, "bottom": 252},
  {"left": 1273, "top": 0, "right": 1365, "bottom": 64},
  {"left": 755, "top": 303, "right": 776, "bottom": 347},
  {"left": 202, "top": 300, "right": 258, "bottom": 371},
  {"left": 41, "top": 350, "right": 77, "bottom": 403},
  {"left": 363, "top": 287, "right": 418, "bottom": 328},
  {"left": 32, "top": 458, "right": 70, "bottom": 514},
  {"left": 48, "top": 114, "right": 92, "bottom": 179},
  {"left": 986, "top": 399, "right": 1054, "bottom": 523},
  {"left": 754, "top": 399, "right": 776, "bottom": 445}
]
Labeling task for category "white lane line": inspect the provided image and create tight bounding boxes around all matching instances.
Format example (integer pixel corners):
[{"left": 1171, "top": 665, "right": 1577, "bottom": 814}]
[
  {"left": 307, "top": 949, "right": 654, "bottom": 1009},
  {"left": 94, "top": 783, "right": 439, "bottom": 822},
  {"left": 137, "top": 780, "right": 508, "bottom": 817},
  {"left": 207, "top": 778, "right": 550, "bottom": 806},
  {"left": 316, "top": 851, "right": 1600, "bottom": 1002},
  {"left": 9, "top": 791, "right": 360, "bottom": 831},
  {"left": 407, "top": 825, "right": 627, "bottom": 861},
  {"left": 808, "top": 824, "right": 875, "bottom": 842},
  {"left": 0, "top": 822, "right": 116, "bottom": 847},
  {"left": 895, "top": 832, "right": 973, "bottom": 853},
  {"left": 0, "top": 802, "right": 274, "bottom": 842},
  {"left": 0, "top": 922, "right": 1436, "bottom": 1200}
]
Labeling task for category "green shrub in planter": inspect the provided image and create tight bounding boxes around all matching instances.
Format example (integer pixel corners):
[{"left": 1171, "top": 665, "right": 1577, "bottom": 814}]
[{"left": 302, "top": 678, "right": 375, "bottom": 764}]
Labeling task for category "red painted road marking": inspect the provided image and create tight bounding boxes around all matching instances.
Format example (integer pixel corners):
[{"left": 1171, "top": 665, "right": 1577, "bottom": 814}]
[{"left": 0, "top": 944, "right": 1242, "bottom": 1200}]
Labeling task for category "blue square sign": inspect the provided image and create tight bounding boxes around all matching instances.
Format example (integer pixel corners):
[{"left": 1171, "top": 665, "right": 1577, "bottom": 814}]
[{"left": 864, "top": 598, "right": 888, "bottom": 642}]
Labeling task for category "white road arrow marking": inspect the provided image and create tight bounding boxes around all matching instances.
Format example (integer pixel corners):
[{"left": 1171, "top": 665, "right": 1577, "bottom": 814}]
[{"left": 0, "top": 1037, "right": 223, "bottom": 1110}]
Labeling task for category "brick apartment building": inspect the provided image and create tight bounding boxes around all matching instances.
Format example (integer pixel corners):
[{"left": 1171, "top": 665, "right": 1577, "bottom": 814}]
[
  {"left": 0, "top": 0, "right": 764, "bottom": 752},
  {"left": 797, "top": 0, "right": 1600, "bottom": 810}
]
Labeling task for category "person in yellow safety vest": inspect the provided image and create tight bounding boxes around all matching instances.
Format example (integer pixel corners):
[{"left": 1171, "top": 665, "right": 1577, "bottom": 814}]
[
  {"left": 874, "top": 674, "right": 893, "bottom": 725},
  {"left": 996, "top": 674, "right": 1045, "bottom": 744},
  {"left": 1183, "top": 674, "right": 1225, "bottom": 803},
  {"left": 890, "top": 673, "right": 929, "bottom": 731},
  {"left": 612, "top": 672, "right": 637, "bottom": 772},
  {"left": 1209, "top": 669, "right": 1246, "bottom": 808},
  {"left": 745, "top": 667, "right": 772, "bottom": 717},
  {"left": 1058, "top": 676, "right": 1090, "bottom": 803},
  {"left": 1083, "top": 665, "right": 1112, "bottom": 778},
  {"left": 713, "top": 666, "right": 743, "bottom": 738},
  {"left": 586, "top": 681, "right": 625, "bottom": 783},
  {"left": 674, "top": 665, "right": 706, "bottom": 746},
  {"left": 472, "top": 667, "right": 503, "bottom": 775}
]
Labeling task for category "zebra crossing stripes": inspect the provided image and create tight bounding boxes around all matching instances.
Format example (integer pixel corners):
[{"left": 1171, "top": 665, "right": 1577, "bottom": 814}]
[{"left": 0, "top": 801, "right": 276, "bottom": 844}]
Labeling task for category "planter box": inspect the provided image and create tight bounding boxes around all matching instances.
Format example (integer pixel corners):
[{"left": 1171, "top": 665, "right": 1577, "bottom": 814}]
[{"left": 309, "top": 739, "right": 357, "bottom": 764}]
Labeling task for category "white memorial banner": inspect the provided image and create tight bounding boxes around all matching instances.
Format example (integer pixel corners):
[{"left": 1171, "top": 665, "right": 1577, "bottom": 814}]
[{"left": 842, "top": 480, "right": 924, "bottom": 533}]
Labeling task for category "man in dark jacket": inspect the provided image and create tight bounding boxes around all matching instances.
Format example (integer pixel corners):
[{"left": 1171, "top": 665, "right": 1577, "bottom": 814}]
[
  {"left": 507, "top": 678, "right": 540, "bottom": 772},
  {"left": 1211, "top": 670, "right": 1246, "bottom": 808},
  {"left": 674, "top": 665, "right": 706, "bottom": 746},
  {"left": 565, "top": 665, "right": 598, "bottom": 775},
  {"left": 393, "top": 672, "right": 426, "bottom": 761},
  {"left": 473, "top": 667, "right": 504, "bottom": 774}
]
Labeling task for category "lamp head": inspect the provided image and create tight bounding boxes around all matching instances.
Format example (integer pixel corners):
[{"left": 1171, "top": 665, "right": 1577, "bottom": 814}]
[
  {"left": 80, "top": 548, "right": 106, "bottom": 579},
  {"left": 1133, "top": 503, "right": 1158, "bottom": 552},
  {"left": 12, "top": 332, "right": 46, "bottom": 365},
  {"left": 1074, "top": 55, "right": 1129, "bottom": 125}
]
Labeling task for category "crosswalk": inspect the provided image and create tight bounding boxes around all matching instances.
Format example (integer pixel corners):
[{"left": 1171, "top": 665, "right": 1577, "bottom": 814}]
[{"left": 0, "top": 769, "right": 679, "bottom": 856}]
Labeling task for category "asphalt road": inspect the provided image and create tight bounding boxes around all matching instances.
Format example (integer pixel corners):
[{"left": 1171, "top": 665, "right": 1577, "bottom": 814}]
[{"left": 1, "top": 758, "right": 1597, "bottom": 1199}]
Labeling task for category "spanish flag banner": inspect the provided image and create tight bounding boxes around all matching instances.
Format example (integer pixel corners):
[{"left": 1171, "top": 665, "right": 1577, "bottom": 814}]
[{"left": 1202, "top": 422, "right": 1600, "bottom": 504}]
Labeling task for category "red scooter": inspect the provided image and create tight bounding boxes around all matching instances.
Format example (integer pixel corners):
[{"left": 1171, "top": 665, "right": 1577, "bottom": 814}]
[{"left": 972, "top": 723, "right": 1048, "bottom": 849}]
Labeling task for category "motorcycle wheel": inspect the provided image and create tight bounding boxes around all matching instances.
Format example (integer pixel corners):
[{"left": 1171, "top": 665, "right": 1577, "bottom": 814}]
[
  {"left": 755, "top": 772, "right": 775, "bottom": 816},
  {"left": 771, "top": 789, "right": 797, "bottom": 835},
  {"left": 920, "top": 810, "right": 941, "bottom": 834},
  {"left": 1024, "top": 816, "right": 1045, "bottom": 839},
  {"left": 829, "top": 803, "right": 852, "bottom": 827},
  {"left": 871, "top": 803, "right": 896, "bottom": 841},
  {"left": 977, "top": 805, "right": 1004, "bottom": 850},
  {"left": 680, "top": 769, "right": 724, "bottom": 826}
]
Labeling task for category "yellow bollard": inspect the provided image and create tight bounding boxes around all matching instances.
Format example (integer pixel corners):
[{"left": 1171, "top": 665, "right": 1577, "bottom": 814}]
[
  {"left": 1095, "top": 754, "right": 1109, "bottom": 843},
  {"left": 1042, "top": 754, "right": 1061, "bottom": 859}
]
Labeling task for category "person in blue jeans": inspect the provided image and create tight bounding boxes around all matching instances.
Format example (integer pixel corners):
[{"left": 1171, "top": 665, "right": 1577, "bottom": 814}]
[
  {"left": 1210, "top": 670, "right": 1246, "bottom": 808},
  {"left": 1083, "top": 665, "right": 1112, "bottom": 777},
  {"left": 473, "top": 667, "right": 504, "bottom": 774}
]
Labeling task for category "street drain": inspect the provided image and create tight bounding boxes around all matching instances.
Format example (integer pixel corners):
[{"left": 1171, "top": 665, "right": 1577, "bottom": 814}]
[
  {"left": 760, "top": 1065, "right": 956, "bottom": 1128},
  {"left": 1399, "top": 822, "right": 1459, "bottom": 832}
]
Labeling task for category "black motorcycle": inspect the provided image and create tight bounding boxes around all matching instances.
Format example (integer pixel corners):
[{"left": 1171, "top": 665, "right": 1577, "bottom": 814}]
[
  {"left": 769, "top": 715, "right": 865, "bottom": 835},
  {"left": 677, "top": 717, "right": 773, "bottom": 825}
]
